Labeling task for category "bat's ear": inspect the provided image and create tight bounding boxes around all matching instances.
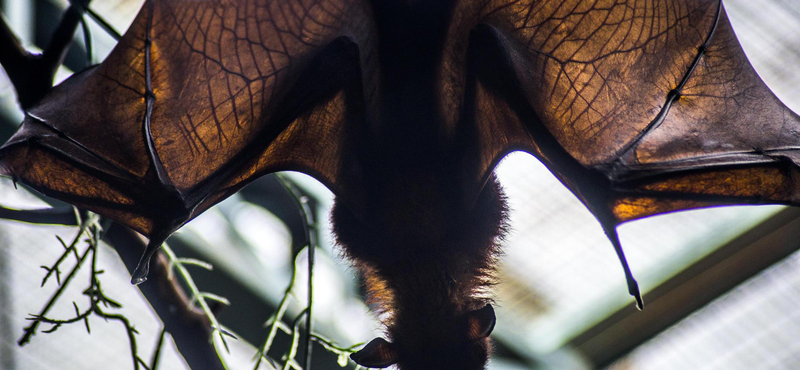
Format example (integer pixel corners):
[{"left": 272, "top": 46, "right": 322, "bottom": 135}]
[
  {"left": 466, "top": 304, "right": 496, "bottom": 340},
  {"left": 351, "top": 337, "right": 399, "bottom": 368}
]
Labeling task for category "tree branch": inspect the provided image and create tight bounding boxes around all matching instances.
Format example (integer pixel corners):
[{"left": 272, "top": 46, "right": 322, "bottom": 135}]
[
  {"left": 0, "top": 3, "right": 86, "bottom": 109},
  {"left": 103, "top": 225, "right": 226, "bottom": 370},
  {"left": 0, "top": 205, "right": 78, "bottom": 226},
  {"left": 0, "top": 203, "right": 226, "bottom": 369},
  {"left": 0, "top": 16, "right": 28, "bottom": 74}
]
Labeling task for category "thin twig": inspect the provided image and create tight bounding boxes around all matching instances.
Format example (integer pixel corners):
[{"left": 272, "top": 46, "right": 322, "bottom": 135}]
[
  {"left": 275, "top": 175, "right": 316, "bottom": 369},
  {"left": 281, "top": 309, "right": 309, "bottom": 370},
  {"left": 103, "top": 227, "right": 226, "bottom": 370},
  {"left": 161, "top": 244, "right": 233, "bottom": 363},
  {"left": 69, "top": 0, "right": 122, "bottom": 41},
  {"left": 20, "top": 214, "right": 148, "bottom": 369},
  {"left": 19, "top": 237, "right": 92, "bottom": 345},
  {"left": 254, "top": 246, "right": 302, "bottom": 369},
  {"left": 310, "top": 334, "right": 364, "bottom": 367},
  {"left": 149, "top": 327, "right": 167, "bottom": 370},
  {"left": 40, "top": 212, "right": 98, "bottom": 287}
]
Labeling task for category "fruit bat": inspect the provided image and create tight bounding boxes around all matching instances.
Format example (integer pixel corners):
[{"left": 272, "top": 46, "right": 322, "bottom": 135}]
[{"left": 1, "top": 0, "right": 799, "bottom": 369}]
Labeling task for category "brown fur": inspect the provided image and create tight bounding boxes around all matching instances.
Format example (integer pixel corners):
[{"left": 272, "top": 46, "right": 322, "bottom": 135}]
[{"left": 332, "top": 176, "right": 508, "bottom": 370}]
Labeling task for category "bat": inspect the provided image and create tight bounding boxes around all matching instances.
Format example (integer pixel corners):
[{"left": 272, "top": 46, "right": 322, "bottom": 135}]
[{"left": 1, "top": 0, "right": 798, "bottom": 369}]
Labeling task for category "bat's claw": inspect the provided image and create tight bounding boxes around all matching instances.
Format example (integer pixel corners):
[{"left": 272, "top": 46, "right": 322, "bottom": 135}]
[
  {"left": 130, "top": 237, "right": 164, "bottom": 285},
  {"left": 131, "top": 257, "right": 150, "bottom": 285},
  {"left": 628, "top": 277, "right": 644, "bottom": 310}
]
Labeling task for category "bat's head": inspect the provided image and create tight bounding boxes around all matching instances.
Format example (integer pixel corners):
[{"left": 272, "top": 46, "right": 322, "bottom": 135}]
[
  {"left": 334, "top": 177, "right": 507, "bottom": 370},
  {"left": 350, "top": 304, "right": 496, "bottom": 370}
]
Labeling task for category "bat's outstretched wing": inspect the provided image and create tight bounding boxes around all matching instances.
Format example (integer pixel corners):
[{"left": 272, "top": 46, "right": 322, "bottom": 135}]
[
  {"left": 1, "top": 0, "right": 797, "bottom": 298},
  {"left": 465, "top": 0, "right": 800, "bottom": 306},
  {"left": 0, "top": 0, "right": 373, "bottom": 282}
]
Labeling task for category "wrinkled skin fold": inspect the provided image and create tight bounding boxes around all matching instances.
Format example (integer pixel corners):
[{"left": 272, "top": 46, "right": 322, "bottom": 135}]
[{"left": 1, "top": 0, "right": 799, "bottom": 369}]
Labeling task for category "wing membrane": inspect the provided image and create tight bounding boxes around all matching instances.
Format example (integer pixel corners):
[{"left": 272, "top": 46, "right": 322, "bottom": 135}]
[
  {"left": 0, "top": 0, "right": 371, "bottom": 237},
  {"left": 472, "top": 0, "right": 800, "bottom": 225}
]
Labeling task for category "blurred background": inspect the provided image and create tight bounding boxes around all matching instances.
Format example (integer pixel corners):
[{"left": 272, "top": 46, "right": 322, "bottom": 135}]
[{"left": 1, "top": 0, "right": 799, "bottom": 369}]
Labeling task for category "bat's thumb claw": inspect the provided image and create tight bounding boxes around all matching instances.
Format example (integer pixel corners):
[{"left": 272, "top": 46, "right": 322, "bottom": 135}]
[
  {"left": 130, "top": 237, "right": 166, "bottom": 285},
  {"left": 131, "top": 262, "right": 149, "bottom": 285},
  {"left": 130, "top": 247, "right": 156, "bottom": 285},
  {"left": 628, "top": 279, "right": 644, "bottom": 310}
]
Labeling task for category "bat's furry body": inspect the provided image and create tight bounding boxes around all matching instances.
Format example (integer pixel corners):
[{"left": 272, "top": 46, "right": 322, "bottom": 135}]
[{"left": 333, "top": 177, "right": 507, "bottom": 369}]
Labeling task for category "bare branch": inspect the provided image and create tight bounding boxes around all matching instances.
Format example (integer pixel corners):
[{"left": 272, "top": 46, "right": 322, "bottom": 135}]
[
  {"left": 0, "top": 3, "right": 86, "bottom": 109},
  {"left": 103, "top": 225, "right": 226, "bottom": 370},
  {"left": 0, "top": 205, "right": 78, "bottom": 226}
]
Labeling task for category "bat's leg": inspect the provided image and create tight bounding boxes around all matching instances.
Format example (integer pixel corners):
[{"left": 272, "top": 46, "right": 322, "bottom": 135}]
[{"left": 603, "top": 224, "right": 643, "bottom": 310}]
